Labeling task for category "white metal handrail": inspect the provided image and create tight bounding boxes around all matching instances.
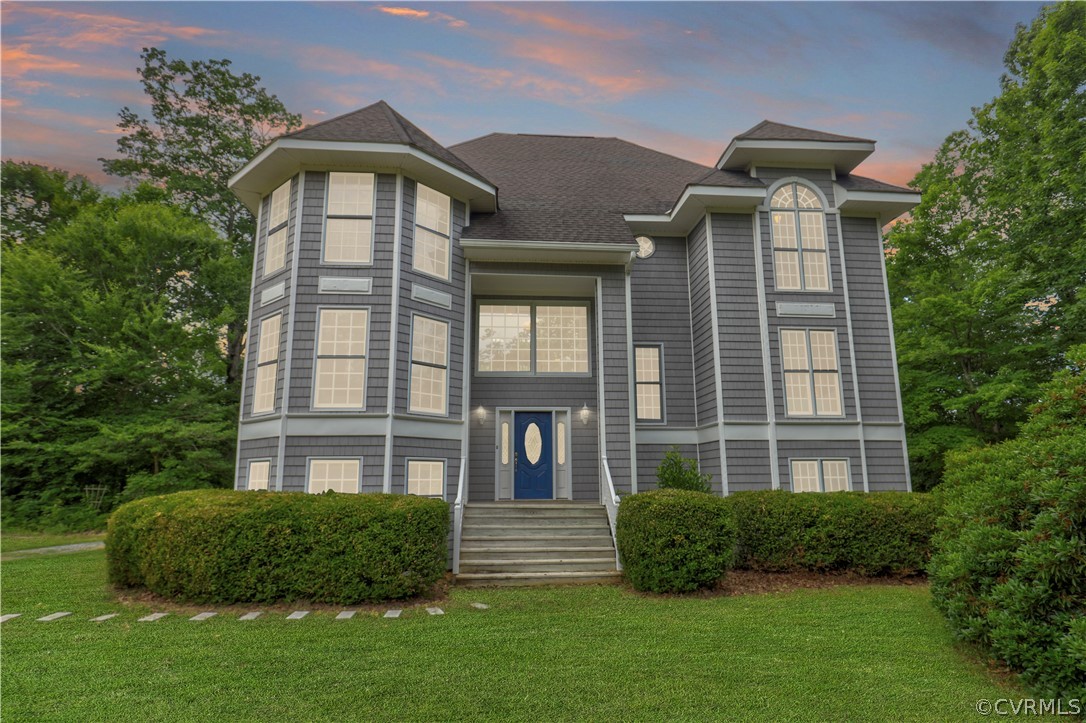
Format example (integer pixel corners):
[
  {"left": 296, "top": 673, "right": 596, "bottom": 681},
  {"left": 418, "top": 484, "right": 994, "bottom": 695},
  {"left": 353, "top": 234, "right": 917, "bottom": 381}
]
[
  {"left": 452, "top": 456, "right": 467, "bottom": 574},
  {"left": 601, "top": 455, "right": 622, "bottom": 571}
]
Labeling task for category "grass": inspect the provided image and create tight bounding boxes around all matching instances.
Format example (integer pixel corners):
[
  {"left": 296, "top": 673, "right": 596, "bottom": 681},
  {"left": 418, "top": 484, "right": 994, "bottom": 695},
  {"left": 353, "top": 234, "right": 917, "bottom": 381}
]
[
  {"left": 0, "top": 530, "right": 105, "bottom": 554},
  {"left": 1, "top": 550, "right": 1031, "bottom": 722}
]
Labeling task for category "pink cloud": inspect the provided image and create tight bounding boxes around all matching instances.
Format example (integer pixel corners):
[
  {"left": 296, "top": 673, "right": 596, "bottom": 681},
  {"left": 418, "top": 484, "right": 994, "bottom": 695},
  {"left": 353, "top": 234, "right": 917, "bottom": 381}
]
[
  {"left": 295, "top": 46, "right": 442, "bottom": 92},
  {"left": 852, "top": 155, "right": 929, "bottom": 187},
  {"left": 507, "top": 38, "right": 666, "bottom": 98},
  {"left": 1, "top": 44, "right": 135, "bottom": 81},
  {"left": 373, "top": 5, "right": 467, "bottom": 29},
  {"left": 483, "top": 4, "right": 636, "bottom": 42},
  {"left": 6, "top": 5, "right": 224, "bottom": 50},
  {"left": 416, "top": 53, "right": 586, "bottom": 102}
]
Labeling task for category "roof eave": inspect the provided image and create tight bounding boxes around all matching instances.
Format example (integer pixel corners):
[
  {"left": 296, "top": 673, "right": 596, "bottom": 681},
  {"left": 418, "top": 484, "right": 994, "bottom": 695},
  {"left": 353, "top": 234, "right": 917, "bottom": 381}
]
[
  {"left": 716, "top": 139, "right": 875, "bottom": 174},
  {"left": 228, "top": 138, "right": 498, "bottom": 214},
  {"left": 624, "top": 185, "right": 764, "bottom": 236},
  {"left": 835, "top": 187, "right": 921, "bottom": 222},
  {"left": 460, "top": 238, "right": 638, "bottom": 267}
]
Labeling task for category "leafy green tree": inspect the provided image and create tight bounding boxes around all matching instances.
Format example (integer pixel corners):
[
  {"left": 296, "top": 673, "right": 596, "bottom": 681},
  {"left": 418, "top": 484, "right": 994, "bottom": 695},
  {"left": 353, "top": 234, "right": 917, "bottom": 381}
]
[
  {"left": 1, "top": 186, "right": 238, "bottom": 526},
  {"left": 101, "top": 47, "right": 301, "bottom": 384},
  {"left": 656, "top": 447, "right": 712, "bottom": 493},
  {"left": 885, "top": 2, "right": 1085, "bottom": 490},
  {"left": 1, "top": 161, "right": 100, "bottom": 247}
]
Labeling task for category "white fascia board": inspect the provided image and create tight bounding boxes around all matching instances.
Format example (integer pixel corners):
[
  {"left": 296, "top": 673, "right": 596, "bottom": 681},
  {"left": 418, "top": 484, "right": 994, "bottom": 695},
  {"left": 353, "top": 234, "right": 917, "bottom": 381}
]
[
  {"left": 717, "top": 139, "right": 875, "bottom": 174},
  {"left": 461, "top": 238, "right": 637, "bottom": 266},
  {"left": 836, "top": 189, "right": 921, "bottom": 222},
  {"left": 623, "top": 185, "right": 764, "bottom": 236},
  {"left": 229, "top": 139, "right": 497, "bottom": 214}
]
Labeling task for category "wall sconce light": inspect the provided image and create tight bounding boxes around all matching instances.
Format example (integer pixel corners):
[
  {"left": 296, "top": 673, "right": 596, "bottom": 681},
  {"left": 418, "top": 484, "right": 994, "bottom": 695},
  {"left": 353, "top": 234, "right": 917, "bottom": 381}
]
[
  {"left": 475, "top": 405, "right": 488, "bottom": 425},
  {"left": 580, "top": 404, "right": 591, "bottom": 425}
]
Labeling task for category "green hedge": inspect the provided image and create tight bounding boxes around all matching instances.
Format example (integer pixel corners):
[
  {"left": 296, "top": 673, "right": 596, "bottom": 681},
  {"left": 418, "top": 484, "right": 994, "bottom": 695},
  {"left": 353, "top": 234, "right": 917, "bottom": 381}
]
[
  {"left": 928, "top": 351, "right": 1086, "bottom": 700},
  {"left": 107, "top": 490, "right": 449, "bottom": 604},
  {"left": 726, "top": 490, "right": 938, "bottom": 576},
  {"left": 616, "top": 489, "right": 737, "bottom": 593}
]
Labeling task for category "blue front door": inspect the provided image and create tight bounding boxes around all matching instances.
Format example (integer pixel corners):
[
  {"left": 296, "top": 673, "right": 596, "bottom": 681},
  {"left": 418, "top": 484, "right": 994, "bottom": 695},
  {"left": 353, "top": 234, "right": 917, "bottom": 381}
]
[{"left": 514, "top": 412, "right": 553, "bottom": 499}]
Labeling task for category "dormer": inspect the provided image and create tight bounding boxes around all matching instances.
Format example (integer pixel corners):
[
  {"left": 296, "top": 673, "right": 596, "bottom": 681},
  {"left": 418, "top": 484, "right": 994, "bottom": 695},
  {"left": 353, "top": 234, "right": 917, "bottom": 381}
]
[{"left": 716, "top": 120, "right": 875, "bottom": 175}]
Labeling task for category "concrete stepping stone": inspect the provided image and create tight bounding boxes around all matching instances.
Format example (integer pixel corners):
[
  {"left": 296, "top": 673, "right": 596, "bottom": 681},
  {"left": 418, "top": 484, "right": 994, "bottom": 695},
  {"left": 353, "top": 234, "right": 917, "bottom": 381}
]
[
  {"left": 238, "top": 612, "right": 262, "bottom": 621},
  {"left": 286, "top": 611, "right": 309, "bottom": 620},
  {"left": 138, "top": 613, "right": 168, "bottom": 622},
  {"left": 90, "top": 614, "right": 119, "bottom": 622},
  {"left": 383, "top": 609, "right": 402, "bottom": 619},
  {"left": 471, "top": 603, "right": 490, "bottom": 610},
  {"left": 426, "top": 607, "right": 444, "bottom": 616},
  {"left": 0, "top": 614, "right": 21, "bottom": 623},
  {"left": 189, "top": 612, "right": 217, "bottom": 622},
  {"left": 335, "top": 610, "right": 356, "bottom": 620},
  {"left": 37, "top": 612, "right": 72, "bottom": 622}
]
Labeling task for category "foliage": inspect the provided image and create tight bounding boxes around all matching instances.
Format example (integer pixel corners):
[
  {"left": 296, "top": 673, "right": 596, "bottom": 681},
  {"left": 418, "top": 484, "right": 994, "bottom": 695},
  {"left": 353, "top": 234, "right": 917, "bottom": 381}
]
[
  {"left": 0, "top": 161, "right": 100, "bottom": 247},
  {"left": 928, "top": 344, "right": 1086, "bottom": 700},
  {"left": 107, "top": 490, "right": 449, "bottom": 604},
  {"left": 725, "top": 491, "right": 940, "bottom": 576},
  {"left": 885, "top": 2, "right": 1086, "bottom": 491},
  {"left": 655, "top": 447, "right": 712, "bottom": 493},
  {"left": 616, "top": 489, "right": 736, "bottom": 593},
  {"left": 101, "top": 47, "right": 301, "bottom": 384},
  {"left": 1, "top": 184, "right": 239, "bottom": 526}
]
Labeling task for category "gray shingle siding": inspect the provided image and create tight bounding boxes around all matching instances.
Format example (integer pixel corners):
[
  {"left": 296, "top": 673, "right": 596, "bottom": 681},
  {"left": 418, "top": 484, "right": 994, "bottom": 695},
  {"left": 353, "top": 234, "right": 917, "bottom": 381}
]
[
  {"left": 840, "top": 216, "right": 901, "bottom": 423},
  {"left": 236, "top": 437, "right": 279, "bottom": 490},
  {"left": 777, "top": 440, "right": 863, "bottom": 492},
  {"left": 394, "top": 179, "right": 466, "bottom": 418},
  {"left": 864, "top": 440, "right": 908, "bottom": 491},
  {"left": 283, "top": 435, "right": 385, "bottom": 493},
  {"left": 725, "top": 440, "right": 773, "bottom": 491},
  {"left": 687, "top": 218, "right": 717, "bottom": 424},
  {"left": 288, "top": 172, "right": 396, "bottom": 414},
  {"left": 697, "top": 440, "right": 723, "bottom": 496},
  {"left": 630, "top": 237, "right": 695, "bottom": 427},
  {"left": 713, "top": 213, "right": 768, "bottom": 422}
]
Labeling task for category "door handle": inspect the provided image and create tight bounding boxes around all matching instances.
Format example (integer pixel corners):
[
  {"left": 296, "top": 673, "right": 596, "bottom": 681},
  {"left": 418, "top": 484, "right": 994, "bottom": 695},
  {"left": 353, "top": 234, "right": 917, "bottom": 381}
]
[{"left": 514, "top": 451, "right": 519, "bottom": 471}]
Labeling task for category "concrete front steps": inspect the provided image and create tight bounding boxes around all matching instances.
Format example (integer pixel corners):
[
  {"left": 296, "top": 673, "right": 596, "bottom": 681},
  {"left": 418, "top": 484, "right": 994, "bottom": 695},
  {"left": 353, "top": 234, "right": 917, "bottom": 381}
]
[{"left": 457, "top": 502, "right": 621, "bottom": 587}]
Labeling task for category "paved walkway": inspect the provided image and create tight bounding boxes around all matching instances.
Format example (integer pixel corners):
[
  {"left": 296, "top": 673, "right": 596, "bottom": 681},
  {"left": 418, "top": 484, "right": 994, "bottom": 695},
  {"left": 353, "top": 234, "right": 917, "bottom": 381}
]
[
  {"left": 2, "top": 542, "right": 105, "bottom": 559},
  {"left": 0, "top": 605, "right": 486, "bottom": 624}
]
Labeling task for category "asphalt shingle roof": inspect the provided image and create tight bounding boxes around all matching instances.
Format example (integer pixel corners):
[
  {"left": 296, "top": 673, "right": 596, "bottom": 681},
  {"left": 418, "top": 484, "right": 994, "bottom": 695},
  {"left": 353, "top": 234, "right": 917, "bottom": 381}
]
[
  {"left": 284, "top": 101, "right": 490, "bottom": 185},
  {"left": 836, "top": 174, "right": 914, "bottom": 193},
  {"left": 735, "top": 120, "right": 875, "bottom": 144},
  {"left": 451, "top": 134, "right": 761, "bottom": 245}
]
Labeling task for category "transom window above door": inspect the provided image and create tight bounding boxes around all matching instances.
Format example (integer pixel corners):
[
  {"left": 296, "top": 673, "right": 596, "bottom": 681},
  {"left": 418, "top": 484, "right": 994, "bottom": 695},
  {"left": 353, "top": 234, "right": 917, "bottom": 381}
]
[{"left": 477, "top": 303, "right": 589, "bottom": 375}]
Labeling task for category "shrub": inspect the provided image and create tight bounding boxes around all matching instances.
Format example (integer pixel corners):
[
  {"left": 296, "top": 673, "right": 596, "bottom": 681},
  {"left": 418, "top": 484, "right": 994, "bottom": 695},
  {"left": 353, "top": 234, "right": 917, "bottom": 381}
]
[
  {"left": 725, "top": 490, "right": 939, "bottom": 576},
  {"left": 656, "top": 447, "right": 711, "bottom": 493},
  {"left": 107, "top": 489, "right": 449, "bottom": 604},
  {"left": 616, "top": 489, "right": 736, "bottom": 593},
  {"left": 929, "top": 348, "right": 1086, "bottom": 699}
]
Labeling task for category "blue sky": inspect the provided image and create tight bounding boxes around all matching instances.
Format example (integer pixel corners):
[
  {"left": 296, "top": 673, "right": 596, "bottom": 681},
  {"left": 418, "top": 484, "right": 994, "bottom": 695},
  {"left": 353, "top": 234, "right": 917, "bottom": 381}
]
[{"left": 1, "top": 2, "right": 1045, "bottom": 187}]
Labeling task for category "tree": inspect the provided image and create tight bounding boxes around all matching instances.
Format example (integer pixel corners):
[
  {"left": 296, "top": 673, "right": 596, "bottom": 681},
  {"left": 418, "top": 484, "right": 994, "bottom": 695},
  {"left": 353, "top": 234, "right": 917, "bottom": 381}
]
[
  {"left": 1, "top": 185, "right": 239, "bottom": 525},
  {"left": 1, "top": 161, "right": 100, "bottom": 247},
  {"left": 885, "top": 2, "right": 1085, "bottom": 490},
  {"left": 101, "top": 47, "right": 301, "bottom": 385}
]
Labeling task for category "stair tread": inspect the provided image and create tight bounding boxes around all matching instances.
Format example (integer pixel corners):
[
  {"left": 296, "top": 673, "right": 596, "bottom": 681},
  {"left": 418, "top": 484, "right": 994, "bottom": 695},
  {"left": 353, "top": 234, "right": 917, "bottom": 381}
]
[
  {"left": 461, "top": 558, "right": 615, "bottom": 565},
  {"left": 457, "top": 570, "right": 620, "bottom": 579}
]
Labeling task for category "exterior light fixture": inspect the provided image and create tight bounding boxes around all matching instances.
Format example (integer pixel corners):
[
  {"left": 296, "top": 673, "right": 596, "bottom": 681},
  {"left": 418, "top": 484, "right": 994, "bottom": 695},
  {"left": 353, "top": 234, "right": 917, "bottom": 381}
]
[
  {"left": 580, "top": 404, "right": 591, "bottom": 425},
  {"left": 475, "top": 405, "right": 488, "bottom": 425}
]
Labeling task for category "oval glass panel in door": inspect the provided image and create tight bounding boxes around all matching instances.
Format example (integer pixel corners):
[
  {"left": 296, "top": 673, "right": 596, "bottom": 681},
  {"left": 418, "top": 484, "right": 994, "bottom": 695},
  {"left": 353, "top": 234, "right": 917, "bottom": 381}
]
[{"left": 524, "top": 422, "right": 543, "bottom": 464}]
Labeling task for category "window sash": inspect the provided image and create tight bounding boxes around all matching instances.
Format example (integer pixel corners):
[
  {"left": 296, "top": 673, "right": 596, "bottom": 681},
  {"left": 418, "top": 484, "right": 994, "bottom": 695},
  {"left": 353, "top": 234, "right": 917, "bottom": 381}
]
[
  {"left": 407, "top": 460, "right": 445, "bottom": 498},
  {"left": 327, "top": 172, "right": 374, "bottom": 216},
  {"left": 790, "top": 459, "right": 850, "bottom": 493},
  {"left": 269, "top": 180, "right": 290, "bottom": 229},
  {"left": 247, "top": 460, "right": 270, "bottom": 491},
  {"left": 252, "top": 315, "right": 282, "bottom": 415},
  {"left": 771, "top": 182, "right": 829, "bottom": 291},
  {"left": 413, "top": 226, "right": 450, "bottom": 280},
  {"left": 635, "top": 346, "right": 664, "bottom": 421},
  {"left": 476, "top": 303, "right": 590, "bottom": 375},
  {"left": 782, "top": 329, "right": 842, "bottom": 417},
  {"left": 308, "top": 459, "right": 361, "bottom": 494},
  {"left": 410, "top": 316, "right": 448, "bottom": 415},
  {"left": 264, "top": 227, "right": 287, "bottom": 276},
  {"left": 314, "top": 309, "right": 368, "bottom": 410}
]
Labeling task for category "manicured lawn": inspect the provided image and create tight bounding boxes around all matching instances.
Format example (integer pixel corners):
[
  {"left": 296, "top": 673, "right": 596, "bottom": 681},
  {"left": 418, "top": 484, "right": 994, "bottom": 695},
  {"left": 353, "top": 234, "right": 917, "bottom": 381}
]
[
  {"left": 0, "top": 531, "right": 105, "bottom": 554},
  {"left": 2, "top": 550, "right": 1028, "bottom": 721}
]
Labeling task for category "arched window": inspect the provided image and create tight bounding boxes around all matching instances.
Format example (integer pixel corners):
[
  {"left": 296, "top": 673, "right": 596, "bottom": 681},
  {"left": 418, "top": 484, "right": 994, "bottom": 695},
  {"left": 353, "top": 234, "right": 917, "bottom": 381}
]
[{"left": 770, "top": 182, "right": 829, "bottom": 291}]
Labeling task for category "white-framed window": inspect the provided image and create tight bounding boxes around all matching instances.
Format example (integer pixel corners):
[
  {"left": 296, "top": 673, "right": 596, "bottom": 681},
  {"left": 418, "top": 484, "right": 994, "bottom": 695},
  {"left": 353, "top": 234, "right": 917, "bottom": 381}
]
[
  {"left": 409, "top": 315, "right": 448, "bottom": 415},
  {"left": 406, "top": 459, "right": 445, "bottom": 498},
  {"left": 252, "top": 314, "right": 282, "bottom": 415},
  {"left": 771, "top": 181, "right": 829, "bottom": 291},
  {"left": 413, "top": 183, "right": 451, "bottom": 281},
  {"left": 791, "top": 459, "right": 850, "bottom": 493},
  {"left": 634, "top": 345, "right": 664, "bottom": 422},
  {"left": 313, "top": 308, "right": 368, "bottom": 409},
  {"left": 247, "top": 460, "right": 271, "bottom": 491},
  {"left": 264, "top": 179, "right": 291, "bottom": 276},
  {"left": 324, "top": 172, "right": 375, "bottom": 264},
  {"left": 781, "top": 328, "right": 843, "bottom": 417},
  {"left": 307, "top": 458, "right": 361, "bottom": 494},
  {"left": 477, "top": 302, "right": 590, "bottom": 375}
]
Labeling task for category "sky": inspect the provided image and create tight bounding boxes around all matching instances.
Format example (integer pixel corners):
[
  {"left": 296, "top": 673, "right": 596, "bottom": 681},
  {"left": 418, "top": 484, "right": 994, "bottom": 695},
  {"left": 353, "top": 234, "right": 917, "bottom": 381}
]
[{"left": 1, "top": 1, "right": 1046, "bottom": 189}]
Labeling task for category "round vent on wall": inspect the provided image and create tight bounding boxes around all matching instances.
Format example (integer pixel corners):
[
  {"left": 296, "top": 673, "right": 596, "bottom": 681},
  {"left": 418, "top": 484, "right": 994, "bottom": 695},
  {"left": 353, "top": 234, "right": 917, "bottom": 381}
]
[{"left": 635, "top": 236, "right": 655, "bottom": 259}]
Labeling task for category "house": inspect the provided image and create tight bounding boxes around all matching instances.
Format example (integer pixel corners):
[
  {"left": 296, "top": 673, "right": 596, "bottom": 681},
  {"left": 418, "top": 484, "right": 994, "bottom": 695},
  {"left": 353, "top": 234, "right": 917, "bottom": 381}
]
[{"left": 228, "top": 100, "right": 919, "bottom": 583}]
